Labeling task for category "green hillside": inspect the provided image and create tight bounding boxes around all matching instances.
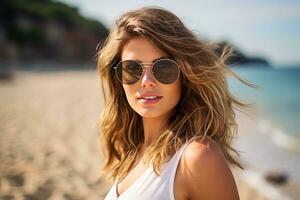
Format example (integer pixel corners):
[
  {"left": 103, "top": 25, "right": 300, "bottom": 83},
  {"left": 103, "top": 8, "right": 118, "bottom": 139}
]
[{"left": 0, "top": 0, "right": 108, "bottom": 64}]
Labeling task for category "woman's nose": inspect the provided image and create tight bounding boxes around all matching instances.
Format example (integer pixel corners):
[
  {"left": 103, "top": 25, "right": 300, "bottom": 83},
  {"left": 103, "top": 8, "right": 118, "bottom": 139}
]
[{"left": 140, "top": 67, "right": 157, "bottom": 88}]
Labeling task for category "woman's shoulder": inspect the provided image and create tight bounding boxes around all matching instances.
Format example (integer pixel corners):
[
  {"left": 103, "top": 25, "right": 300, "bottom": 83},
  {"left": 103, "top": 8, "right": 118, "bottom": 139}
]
[
  {"left": 183, "top": 139, "right": 225, "bottom": 166},
  {"left": 179, "top": 139, "right": 239, "bottom": 199}
]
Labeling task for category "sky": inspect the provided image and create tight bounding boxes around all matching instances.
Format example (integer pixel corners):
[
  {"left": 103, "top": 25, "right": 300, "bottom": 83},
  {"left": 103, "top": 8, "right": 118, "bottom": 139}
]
[{"left": 60, "top": 0, "right": 300, "bottom": 67}]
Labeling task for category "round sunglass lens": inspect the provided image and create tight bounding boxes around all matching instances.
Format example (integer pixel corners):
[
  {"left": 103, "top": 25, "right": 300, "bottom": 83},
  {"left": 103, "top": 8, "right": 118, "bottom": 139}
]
[
  {"left": 116, "top": 60, "right": 143, "bottom": 84},
  {"left": 153, "top": 59, "right": 179, "bottom": 84}
]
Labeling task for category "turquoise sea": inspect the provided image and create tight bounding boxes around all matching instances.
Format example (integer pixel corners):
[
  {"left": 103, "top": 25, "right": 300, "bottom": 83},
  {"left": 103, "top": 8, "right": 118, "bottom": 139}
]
[
  {"left": 228, "top": 65, "right": 300, "bottom": 199},
  {"left": 229, "top": 65, "right": 300, "bottom": 139}
]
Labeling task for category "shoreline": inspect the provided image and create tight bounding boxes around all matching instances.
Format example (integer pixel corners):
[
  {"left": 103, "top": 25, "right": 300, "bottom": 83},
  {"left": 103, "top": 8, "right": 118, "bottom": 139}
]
[
  {"left": 235, "top": 110, "right": 300, "bottom": 200},
  {"left": 233, "top": 168, "right": 294, "bottom": 200},
  {"left": 261, "top": 121, "right": 300, "bottom": 152}
]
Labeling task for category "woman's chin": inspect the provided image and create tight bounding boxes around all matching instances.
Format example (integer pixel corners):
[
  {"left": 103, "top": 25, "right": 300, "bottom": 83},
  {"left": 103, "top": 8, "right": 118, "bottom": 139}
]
[{"left": 136, "top": 109, "right": 167, "bottom": 119}]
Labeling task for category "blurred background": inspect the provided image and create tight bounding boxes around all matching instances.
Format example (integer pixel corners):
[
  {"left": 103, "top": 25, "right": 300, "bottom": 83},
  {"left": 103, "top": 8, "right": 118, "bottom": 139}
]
[{"left": 0, "top": 0, "right": 299, "bottom": 199}]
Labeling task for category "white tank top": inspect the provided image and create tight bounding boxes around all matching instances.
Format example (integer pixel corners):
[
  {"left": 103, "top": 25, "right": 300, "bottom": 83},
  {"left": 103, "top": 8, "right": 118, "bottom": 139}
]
[{"left": 104, "top": 141, "right": 190, "bottom": 200}]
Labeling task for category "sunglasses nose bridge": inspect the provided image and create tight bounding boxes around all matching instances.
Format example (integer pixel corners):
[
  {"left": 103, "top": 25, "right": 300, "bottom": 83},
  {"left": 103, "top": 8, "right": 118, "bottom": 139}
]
[
  {"left": 139, "top": 63, "right": 157, "bottom": 86},
  {"left": 140, "top": 62, "right": 153, "bottom": 67},
  {"left": 140, "top": 63, "right": 154, "bottom": 76}
]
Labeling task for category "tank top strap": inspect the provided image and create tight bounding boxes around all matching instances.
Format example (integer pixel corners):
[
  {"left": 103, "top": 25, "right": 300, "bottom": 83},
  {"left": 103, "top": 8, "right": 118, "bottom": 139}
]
[
  {"left": 167, "top": 136, "right": 203, "bottom": 200},
  {"left": 168, "top": 142, "right": 188, "bottom": 183}
]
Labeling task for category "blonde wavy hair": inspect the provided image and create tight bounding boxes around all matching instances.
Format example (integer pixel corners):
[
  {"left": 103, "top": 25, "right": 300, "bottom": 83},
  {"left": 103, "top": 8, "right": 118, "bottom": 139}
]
[{"left": 97, "top": 6, "right": 254, "bottom": 182}]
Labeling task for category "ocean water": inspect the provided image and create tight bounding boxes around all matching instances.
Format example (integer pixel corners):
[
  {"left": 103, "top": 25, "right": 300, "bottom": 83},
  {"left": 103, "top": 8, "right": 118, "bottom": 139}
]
[
  {"left": 228, "top": 65, "right": 300, "bottom": 139},
  {"left": 228, "top": 65, "right": 300, "bottom": 199}
]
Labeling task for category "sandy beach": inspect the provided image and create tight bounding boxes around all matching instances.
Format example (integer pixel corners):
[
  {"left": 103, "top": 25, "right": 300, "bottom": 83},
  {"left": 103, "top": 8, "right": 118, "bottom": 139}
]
[{"left": 0, "top": 70, "right": 287, "bottom": 200}]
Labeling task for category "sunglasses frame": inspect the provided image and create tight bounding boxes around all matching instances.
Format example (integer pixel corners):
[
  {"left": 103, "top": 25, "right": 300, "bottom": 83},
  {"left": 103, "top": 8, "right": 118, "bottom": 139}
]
[{"left": 113, "top": 58, "right": 180, "bottom": 85}]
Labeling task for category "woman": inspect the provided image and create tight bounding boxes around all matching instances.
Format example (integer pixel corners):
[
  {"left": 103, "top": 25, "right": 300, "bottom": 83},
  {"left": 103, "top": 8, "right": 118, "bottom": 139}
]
[{"left": 98, "top": 6, "right": 252, "bottom": 200}]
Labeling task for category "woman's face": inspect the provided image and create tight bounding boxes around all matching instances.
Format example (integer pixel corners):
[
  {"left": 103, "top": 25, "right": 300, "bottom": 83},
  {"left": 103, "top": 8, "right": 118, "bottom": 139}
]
[{"left": 121, "top": 37, "right": 181, "bottom": 120}]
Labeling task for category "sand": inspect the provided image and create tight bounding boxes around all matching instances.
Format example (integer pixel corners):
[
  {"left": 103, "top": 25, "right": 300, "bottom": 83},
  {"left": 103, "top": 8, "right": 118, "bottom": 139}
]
[{"left": 0, "top": 70, "right": 271, "bottom": 200}]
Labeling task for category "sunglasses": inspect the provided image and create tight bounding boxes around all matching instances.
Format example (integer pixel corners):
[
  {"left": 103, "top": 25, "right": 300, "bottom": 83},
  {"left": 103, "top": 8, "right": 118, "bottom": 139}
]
[{"left": 114, "top": 58, "right": 180, "bottom": 85}]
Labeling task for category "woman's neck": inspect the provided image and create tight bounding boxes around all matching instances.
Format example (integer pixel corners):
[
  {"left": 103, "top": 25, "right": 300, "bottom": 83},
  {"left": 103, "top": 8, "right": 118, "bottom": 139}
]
[{"left": 142, "top": 116, "right": 167, "bottom": 147}]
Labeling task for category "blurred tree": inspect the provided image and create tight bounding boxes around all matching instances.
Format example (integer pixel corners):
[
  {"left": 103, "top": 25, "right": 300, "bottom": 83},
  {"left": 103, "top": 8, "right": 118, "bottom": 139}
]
[{"left": 0, "top": 0, "right": 108, "bottom": 66}]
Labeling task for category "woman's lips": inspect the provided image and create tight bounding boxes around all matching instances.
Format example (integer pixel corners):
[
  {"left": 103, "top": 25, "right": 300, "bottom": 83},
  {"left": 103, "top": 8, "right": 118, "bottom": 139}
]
[{"left": 137, "top": 96, "right": 163, "bottom": 104}]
